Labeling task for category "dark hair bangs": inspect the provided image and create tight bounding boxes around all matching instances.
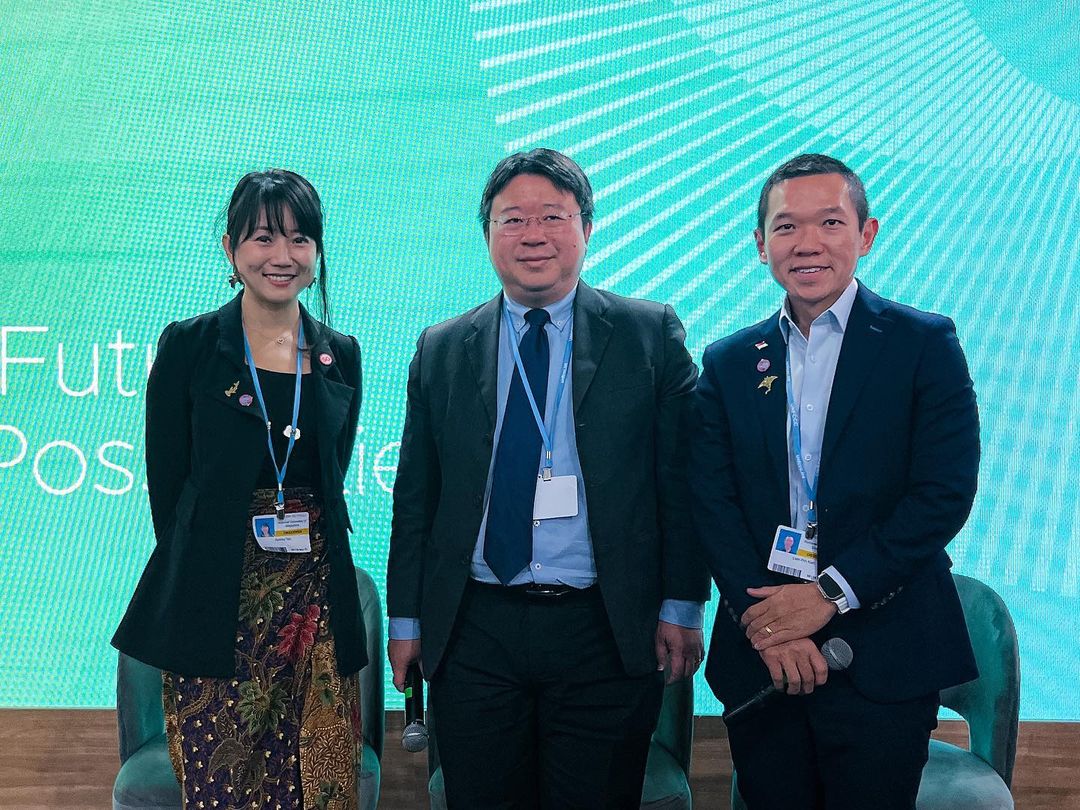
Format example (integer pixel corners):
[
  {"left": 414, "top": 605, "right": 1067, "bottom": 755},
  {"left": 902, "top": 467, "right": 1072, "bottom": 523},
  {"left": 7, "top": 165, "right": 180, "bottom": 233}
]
[{"left": 228, "top": 171, "right": 324, "bottom": 251}]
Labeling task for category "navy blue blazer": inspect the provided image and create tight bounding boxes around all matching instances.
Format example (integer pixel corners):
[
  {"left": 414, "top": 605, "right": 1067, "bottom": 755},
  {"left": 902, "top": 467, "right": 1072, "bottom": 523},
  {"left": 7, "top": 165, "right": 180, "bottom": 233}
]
[
  {"left": 112, "top": 292, "right": 366, "bottom": 677},
  {"left": 689, "top": 285, "right": 979, "bottom": 706}
]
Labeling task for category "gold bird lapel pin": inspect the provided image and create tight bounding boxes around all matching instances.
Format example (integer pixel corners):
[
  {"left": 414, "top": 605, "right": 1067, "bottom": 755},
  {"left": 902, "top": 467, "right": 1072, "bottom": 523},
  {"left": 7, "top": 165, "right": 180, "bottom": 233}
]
[{"left": 758, "top": 375, "right": 778, "bottom": 395}]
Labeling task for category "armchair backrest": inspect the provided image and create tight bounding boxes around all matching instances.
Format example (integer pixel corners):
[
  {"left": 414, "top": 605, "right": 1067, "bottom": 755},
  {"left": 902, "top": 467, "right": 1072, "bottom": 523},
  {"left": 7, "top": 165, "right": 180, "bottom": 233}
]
[
  {"left": 651, "top": 677, "right": 695, "bottom": 776},
  {"left": 355, "top": 565, "right": 385, "bottom": 762},
  {"left": 116, "top": 652, "right": 167, "bottom": 764},
  {"left": 940, "top": 573, "right": 1020, "bottom": 786}
]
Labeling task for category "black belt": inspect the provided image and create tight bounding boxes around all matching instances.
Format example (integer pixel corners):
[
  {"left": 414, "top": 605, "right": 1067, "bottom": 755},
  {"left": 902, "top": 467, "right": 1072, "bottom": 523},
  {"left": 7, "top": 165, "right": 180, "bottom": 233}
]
[{"left": 472, "top": 580, "right": 596, "bottom": 600}]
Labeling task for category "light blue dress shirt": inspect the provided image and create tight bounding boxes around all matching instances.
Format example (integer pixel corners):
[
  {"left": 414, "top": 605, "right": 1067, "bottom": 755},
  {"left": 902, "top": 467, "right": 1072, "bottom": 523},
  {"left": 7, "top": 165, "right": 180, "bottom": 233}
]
[
  {"left": 779, "top": 278, "right": 861, "bottom": 609},
  {"left": 390, "top": 287, "right": 703, "bottom": 640}
]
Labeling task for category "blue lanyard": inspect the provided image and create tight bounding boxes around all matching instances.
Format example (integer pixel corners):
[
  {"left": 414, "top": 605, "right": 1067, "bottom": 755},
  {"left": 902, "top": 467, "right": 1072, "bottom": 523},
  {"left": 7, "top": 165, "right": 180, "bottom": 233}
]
[
  {"left": 785, "top": 347, "right": 817, "bottom": 526},
  {"left": 242, "top": 320, "right": 305, "bottom": 518},
  {"left": 503, "top": 307, "right": 573, "bottom": 481}
]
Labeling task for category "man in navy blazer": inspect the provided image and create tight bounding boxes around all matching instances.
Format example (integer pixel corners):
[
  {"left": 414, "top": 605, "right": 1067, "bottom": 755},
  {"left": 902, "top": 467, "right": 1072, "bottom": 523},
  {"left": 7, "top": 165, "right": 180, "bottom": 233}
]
[{"left": 689, "top": 154, "right": 980, "bottom": 809}]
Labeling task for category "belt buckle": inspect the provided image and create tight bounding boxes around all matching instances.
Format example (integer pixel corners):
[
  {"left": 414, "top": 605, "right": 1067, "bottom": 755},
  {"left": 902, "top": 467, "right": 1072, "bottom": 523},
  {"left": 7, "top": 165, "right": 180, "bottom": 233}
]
[{"left": 524, "top": 583, "right": 570, "bottom": 599}]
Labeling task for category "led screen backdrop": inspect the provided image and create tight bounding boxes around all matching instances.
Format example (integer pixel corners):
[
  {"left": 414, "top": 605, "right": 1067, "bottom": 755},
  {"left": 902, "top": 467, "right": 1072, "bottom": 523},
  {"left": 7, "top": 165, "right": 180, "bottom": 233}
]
[{"left": 1, "top": 0, "right": 1077, "bottom": 719}]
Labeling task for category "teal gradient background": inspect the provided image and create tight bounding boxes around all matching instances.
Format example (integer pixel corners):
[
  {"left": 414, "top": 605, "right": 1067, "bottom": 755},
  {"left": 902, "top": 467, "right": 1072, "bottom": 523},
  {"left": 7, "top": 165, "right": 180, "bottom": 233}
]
[{"left": 0, "top": 0, "right": 1077, "bottom": 719}]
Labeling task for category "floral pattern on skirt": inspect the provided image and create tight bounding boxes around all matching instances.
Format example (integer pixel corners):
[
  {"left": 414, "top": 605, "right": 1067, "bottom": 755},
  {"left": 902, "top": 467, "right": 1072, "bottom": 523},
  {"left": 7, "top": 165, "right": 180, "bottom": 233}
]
[{"left": 163, "top": 488, "right": 361, "bottom": 810}]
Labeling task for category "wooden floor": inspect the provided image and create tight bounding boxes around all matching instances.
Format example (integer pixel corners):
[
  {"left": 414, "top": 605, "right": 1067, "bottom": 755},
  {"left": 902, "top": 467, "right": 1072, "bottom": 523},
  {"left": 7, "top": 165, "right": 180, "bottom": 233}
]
[{"left": 0, "top": 710, "right": 1076, "bottom": 809}]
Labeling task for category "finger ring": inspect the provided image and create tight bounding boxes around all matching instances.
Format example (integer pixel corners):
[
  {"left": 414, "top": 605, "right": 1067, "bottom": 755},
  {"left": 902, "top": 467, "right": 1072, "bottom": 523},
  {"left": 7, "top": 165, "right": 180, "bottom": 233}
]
[{"left": 764, "top": 625, "right": 774, "bottom": 635}]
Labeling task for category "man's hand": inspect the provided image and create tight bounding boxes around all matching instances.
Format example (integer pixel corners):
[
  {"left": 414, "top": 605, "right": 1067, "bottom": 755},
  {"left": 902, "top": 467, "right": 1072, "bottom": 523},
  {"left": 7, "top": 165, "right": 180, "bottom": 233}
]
[
  {"left": 759, "top": 638, "right": 830, "bottom": 695},
  {"left": 388, "top": 637, "right": 422, "bottom": 692},
  {"left": 741, "top": 583, "right": 836, "bottom": 650},
  {"left": 654, "top": 621, "right": 704, "bottom": 685}
]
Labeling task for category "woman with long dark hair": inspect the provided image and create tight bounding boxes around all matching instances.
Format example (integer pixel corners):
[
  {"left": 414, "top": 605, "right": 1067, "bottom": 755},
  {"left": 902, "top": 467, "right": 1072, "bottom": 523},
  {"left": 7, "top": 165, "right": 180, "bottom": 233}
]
[{"left": 114, "top": 169, "right": 365, "bottom": 809}]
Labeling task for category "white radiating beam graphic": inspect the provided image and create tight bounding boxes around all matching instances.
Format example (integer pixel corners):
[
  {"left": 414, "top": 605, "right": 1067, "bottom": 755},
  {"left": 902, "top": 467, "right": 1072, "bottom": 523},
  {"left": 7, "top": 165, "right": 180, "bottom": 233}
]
[
  {"left": 506, "top": 60, "right": 729, "bottom": 151},
  {"left": 480, "top": 9, "right": 699, "bottom": 70},
  {"left": 488, "top": 30, "right": 698, "bottom": 97},
  {"left": 496, "top": 46, "right": 713, "bottom": 124},
  {"left": 475, "top": 0, "right": 656, "bottom": 41}
]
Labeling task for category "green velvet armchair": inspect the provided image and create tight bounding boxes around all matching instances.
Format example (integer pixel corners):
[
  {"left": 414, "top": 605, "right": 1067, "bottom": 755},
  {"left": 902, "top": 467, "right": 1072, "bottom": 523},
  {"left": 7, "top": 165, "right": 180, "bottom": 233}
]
[
  {"left": 915, "top": 573, "right": 1018, "bottom": 809},
  {"left": 112, "top": 566, "right": 385, "bottom": 810}
]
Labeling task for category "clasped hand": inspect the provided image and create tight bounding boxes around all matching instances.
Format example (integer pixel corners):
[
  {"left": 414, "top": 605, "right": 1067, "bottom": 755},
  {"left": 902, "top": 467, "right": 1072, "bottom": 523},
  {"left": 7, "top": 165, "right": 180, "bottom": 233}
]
[
  {"left": 741, "top": 583, "right": 836, "bottom": 650},
  {"left": 759, "top": 638, "right": 830, "bottom": 694}
]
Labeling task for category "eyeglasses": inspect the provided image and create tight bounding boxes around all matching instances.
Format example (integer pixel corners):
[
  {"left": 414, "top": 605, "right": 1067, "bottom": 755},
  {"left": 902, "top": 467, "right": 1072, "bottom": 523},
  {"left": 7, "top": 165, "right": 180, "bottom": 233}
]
[{"left": 488, "top": 211, "right": 583, "bottom": 236}]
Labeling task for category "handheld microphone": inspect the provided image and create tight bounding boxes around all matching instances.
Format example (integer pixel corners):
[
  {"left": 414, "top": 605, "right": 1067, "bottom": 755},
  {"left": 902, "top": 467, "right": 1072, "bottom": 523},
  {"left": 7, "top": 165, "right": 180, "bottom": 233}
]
[
  {"left": 723, "top": 638, "right": 853, "bottom": 725},
  {"left": 401, "top": 664, "right": 428, "bottom": 752}
]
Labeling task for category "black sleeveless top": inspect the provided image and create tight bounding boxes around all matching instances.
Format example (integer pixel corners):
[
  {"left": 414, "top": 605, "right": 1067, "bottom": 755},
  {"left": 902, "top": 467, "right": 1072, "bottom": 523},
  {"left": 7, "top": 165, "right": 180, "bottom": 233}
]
[{"left": 253, "top": 369, "right": 321, "bottom": 489}]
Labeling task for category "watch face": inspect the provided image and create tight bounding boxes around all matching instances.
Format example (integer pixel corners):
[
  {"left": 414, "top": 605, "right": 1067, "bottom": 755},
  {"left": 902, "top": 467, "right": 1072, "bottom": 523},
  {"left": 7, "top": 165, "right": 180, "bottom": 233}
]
[{"left": 819, "top": 575, "right": 844, "bottom": 601}]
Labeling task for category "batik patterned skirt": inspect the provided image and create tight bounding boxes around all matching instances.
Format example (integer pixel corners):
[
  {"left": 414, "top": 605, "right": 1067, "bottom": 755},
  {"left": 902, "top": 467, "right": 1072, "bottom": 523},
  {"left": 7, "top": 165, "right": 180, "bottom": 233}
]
[{"left": 162, "top": 488, "right": 361, "bottom": 810}]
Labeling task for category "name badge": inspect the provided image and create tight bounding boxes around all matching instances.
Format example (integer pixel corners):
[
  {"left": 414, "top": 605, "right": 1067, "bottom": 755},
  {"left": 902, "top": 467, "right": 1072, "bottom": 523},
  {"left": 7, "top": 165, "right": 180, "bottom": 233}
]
[
  {"left": 766, "top": 525, "right": 817, "bottom": 581},
  {"left": 252, "top": 511, "right": 311, "bottom": 553},
  {"left": 532, "top": 475, "right": 578, "bottom": 521}
]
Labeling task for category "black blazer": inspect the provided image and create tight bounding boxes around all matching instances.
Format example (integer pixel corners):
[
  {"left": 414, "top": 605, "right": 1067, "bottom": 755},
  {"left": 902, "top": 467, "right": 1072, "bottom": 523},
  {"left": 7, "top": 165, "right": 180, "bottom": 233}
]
[
  {"left": 112, "top": 292, "right": 366, "bottom": 677},
  {"left": 690, "top": 285, "right": 979, "bottom": 706},
  {"left": 386, "top": 282, "right": 711, "bottom": 678}
]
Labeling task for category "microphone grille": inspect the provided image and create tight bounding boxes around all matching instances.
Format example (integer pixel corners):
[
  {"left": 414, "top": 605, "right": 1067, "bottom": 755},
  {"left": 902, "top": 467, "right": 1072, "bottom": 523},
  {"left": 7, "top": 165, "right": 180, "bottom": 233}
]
[
  {"left": 402, "top": 721, "right": 429, "bottom": 753},
  {"left": 821, "top": 638, "right": 853, "bottom": 671}
]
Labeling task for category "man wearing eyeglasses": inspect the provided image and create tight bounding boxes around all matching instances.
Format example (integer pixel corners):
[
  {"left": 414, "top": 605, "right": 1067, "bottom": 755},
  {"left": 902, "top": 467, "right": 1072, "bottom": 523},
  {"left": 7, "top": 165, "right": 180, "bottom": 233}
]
[{"left": 386, "top": 148, "right": 709, "bottom": 808}]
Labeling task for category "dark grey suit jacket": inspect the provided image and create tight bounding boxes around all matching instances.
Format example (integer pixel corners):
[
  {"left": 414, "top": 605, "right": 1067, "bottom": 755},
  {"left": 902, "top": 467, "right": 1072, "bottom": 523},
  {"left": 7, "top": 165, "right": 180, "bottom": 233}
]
[{"left": 387, "top": 281, "right": 710, "bottom": 677}]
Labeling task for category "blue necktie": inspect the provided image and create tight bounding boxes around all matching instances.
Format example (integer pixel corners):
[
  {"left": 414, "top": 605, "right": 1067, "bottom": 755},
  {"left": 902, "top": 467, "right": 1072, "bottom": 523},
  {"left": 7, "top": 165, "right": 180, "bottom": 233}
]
[{"left": 484, "top": 308, "right": 550, "bottom": 584}]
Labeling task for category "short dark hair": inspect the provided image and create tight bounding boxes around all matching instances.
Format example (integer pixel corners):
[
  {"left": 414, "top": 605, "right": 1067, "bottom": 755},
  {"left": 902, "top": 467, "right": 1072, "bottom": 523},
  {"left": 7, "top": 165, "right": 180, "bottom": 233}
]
[
  {"left": 225, "top": 169, "right": 331, "bottom": 322},
  {"left": 757, "top": 154, "right": 869, "bottom": 234},
  {"left": 479, "top": 148, "right": 594, "bottom": 238}
]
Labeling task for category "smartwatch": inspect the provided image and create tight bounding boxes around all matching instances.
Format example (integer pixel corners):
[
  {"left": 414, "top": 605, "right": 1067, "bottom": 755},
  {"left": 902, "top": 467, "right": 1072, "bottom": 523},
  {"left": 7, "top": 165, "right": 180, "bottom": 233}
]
[{"left": 816, "top": 571, "right": 851, "bottom": 614}]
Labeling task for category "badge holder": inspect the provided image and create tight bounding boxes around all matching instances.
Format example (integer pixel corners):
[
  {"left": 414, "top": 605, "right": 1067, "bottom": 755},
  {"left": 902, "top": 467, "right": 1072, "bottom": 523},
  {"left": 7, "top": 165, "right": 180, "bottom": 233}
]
[
  {"left": 252, "top": 512, "right": 311, "bottom": 553},
  {"left": 767, "top": 525, "right": 817, "bottom": 581}
]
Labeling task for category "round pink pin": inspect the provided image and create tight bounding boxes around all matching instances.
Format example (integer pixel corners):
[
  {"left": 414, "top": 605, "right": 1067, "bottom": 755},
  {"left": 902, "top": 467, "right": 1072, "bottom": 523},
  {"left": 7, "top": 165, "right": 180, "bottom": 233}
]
[
  {"left": 319, "top": 352, "right": 333, "bottom": 366},
  {"left": 239, "top": 393, "right": 253, "bottom": 406},
  {"left": 757, "top": 358, "right": 771, "bottom": 373}
]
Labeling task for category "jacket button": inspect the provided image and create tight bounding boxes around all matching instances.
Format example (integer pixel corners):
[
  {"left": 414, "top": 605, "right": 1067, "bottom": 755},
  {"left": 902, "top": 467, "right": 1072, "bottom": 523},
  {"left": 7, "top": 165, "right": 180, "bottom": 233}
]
[
  {"left": 483, "top": 434, "right": 493, "bottom": 445},
  {"left": 474, "top": 495, "right": 483, "bottom": 507}
]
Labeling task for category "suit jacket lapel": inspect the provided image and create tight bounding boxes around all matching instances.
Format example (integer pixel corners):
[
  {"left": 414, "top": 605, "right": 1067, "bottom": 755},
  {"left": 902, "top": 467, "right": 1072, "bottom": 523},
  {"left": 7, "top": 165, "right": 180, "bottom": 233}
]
[
  {"left": 571, "top": 282, "right": 613, "bottom": 414},
  {"left": 301, "top": 305, "right": 354, "bottom": 477},
  {"left": 465, "top": 294, "right": 501, "bottom": 430},
  {"left": 207, "top": 293, "right": 265, "bottom": 422},
  {"left": 820, "top": 285, "right": 892, "bottom": 468},
  {"left": 749, "top": 318, "right": 790, "bottom": 499}
]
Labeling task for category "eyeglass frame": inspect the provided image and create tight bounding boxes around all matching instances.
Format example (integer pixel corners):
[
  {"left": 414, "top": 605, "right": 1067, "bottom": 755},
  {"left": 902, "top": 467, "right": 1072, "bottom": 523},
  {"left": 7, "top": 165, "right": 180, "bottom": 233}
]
[{"left": 486, "top": 211, "right": 585, "bottom": 236}]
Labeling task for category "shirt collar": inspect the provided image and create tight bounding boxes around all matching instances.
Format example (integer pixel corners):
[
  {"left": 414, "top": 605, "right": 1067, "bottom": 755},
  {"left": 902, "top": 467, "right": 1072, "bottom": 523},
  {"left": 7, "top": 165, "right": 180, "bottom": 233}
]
[
  {"left": 779, "top": 278, "right": 859, "bottom": 343},
  {"left": 504, "top": 285, "right": 576, "bottom": 334}
]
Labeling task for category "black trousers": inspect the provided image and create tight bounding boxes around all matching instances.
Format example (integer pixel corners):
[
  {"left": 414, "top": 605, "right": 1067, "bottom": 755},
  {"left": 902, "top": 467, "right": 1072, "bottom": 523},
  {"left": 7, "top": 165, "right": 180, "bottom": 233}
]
[
  {"left": 430, "top": 580, "right": 665, "bottom": 810},
  {"left": 727, "top": 671, "right": 939, "bottom": 810}
]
